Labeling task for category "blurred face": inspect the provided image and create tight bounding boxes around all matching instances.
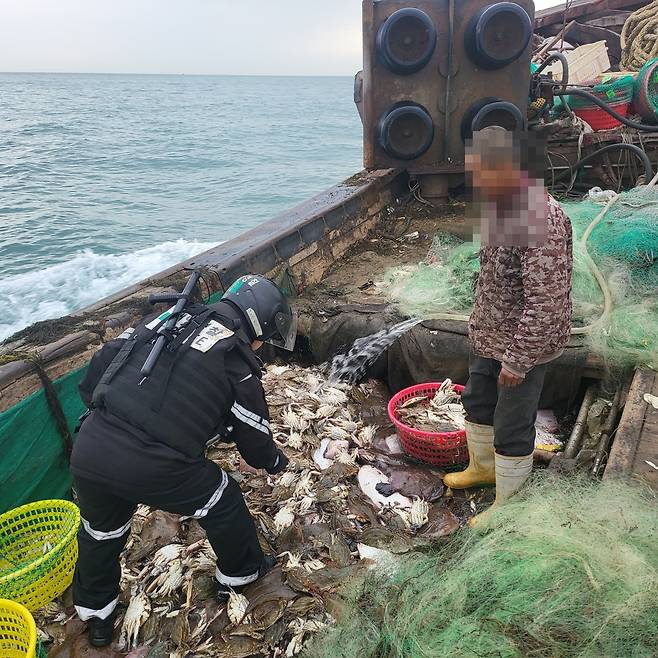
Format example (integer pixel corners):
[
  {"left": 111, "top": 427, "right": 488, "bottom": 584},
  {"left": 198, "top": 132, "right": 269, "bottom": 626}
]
[
  {"left": 465, "top": 130, "right": 548, "bottom": 248},
  {"left": 465, "top": 151, "right": 523, "bottom": 200}
]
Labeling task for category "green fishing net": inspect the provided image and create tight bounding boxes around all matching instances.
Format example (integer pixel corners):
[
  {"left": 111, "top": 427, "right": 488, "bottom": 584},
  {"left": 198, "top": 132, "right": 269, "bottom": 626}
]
[
  {"left": 564, "top": 189, "right": 658, "bottom": 290},
  {"left": 383, "top": 188, "right": 658, "bottom": 369},
  {"left": 305, "top": 474, "right": 658, "bottom": 658},
  {"left": 383, "top": 235, "right": 479, "bottom": 316}
]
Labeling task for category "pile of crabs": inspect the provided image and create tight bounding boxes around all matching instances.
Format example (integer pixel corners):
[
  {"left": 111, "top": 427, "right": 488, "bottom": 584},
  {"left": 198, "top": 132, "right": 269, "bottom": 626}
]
[{"left": 38, "top": 364, "right": 473, "bottom": 658}]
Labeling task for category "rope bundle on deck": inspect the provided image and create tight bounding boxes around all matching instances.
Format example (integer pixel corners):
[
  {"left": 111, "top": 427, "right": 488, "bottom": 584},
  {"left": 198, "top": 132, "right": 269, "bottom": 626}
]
[{"left": 621, "top": 0, "right": 658, "bottom": 70}]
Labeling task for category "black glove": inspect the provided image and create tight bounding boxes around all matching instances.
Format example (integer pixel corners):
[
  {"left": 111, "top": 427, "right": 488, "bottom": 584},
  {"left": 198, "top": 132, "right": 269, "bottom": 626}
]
[{"left": 266, "top": 450, "right": 289, "bottom": 475}]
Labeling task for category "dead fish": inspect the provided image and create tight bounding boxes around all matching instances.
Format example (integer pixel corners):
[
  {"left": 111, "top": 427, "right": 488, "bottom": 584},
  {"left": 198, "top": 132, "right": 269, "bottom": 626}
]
[
  {"left": 325, "top": 439, "right": 350, "bottom": 459},
  {"left": 421, "top": 505, "right": 460, "bottom": 538},
  {"left": 372, "top": 434, "right": 404, "bottom": 456},
  {"left": 375, "top": 462, "right": 445, "bottom": 502},
  {"left": 313, "top": 438, "right": 333, "bottom": 470},
  {"left": 357, "top": 465, "right": 412, "bottom": 510},
  {"left": 313, "top": 438, "right": 350, "bottom": 470}
]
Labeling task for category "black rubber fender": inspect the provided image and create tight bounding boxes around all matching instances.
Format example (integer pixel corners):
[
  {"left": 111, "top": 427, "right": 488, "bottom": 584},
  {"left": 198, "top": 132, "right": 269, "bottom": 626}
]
[
  {"left": 378, "top": 102, "right": 435, "bottom": 160},
  {"left": 464, "top": 2, "right": 532, "bottom": 70},
  {"left": 461, "top": 98, "right": 526, "bottom": 141},
  {"left": 376, "top": 8, "right": 437, "bottom": 75}
]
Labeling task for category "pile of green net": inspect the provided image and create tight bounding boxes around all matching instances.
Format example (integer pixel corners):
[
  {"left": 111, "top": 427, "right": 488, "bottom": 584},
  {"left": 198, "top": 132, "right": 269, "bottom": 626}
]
[
  {"left": 305, "top": 475, "right": 658, "bottom": 658},
  {"left": 383, "top": 187, "right": 658, "bottom": 369}
]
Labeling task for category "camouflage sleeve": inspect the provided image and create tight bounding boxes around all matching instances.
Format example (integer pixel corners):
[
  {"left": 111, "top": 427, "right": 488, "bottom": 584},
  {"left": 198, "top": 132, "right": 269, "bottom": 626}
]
[{"left": 501, "top": 232, "right": 571, "bottom": 376}]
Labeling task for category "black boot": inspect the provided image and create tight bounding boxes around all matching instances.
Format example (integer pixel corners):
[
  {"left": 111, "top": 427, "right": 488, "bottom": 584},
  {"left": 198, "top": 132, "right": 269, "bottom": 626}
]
[
  {"left": 216, "top": 554, "right": 277, "bottom": 602},
  {"left": 87, "top": 611, "right": 116, "bottom": 647}
]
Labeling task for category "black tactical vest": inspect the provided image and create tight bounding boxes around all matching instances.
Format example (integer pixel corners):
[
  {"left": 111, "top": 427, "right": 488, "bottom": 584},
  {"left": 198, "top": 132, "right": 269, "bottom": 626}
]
[{"left": 92, "top": 303, "right": 259, "bottom": 458}]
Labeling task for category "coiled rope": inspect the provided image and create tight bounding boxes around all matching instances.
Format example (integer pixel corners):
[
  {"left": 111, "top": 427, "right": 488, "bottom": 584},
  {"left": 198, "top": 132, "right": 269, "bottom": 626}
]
[{"left": 621, "top": 0, "right": 658, "bottom": 70}]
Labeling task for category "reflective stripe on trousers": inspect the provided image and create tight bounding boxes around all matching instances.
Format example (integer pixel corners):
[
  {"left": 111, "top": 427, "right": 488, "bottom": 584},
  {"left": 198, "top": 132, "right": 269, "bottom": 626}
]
[
  {"left": 75, "top": 596, "right": 118, "bottom": 621},
  {"left": 81, "top": 517, "right": 132, "bottom": 541},
  {"left": 215, "top": 565, "right": 259, "bottom": 587}
]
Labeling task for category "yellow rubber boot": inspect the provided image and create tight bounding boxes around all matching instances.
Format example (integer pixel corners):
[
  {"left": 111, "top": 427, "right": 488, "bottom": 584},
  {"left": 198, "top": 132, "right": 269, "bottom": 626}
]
[
  {"left": 443, "top": 421, "right": 495, "bottom": 489},
  {"left": 469, "top": 452, "right": 533, "bottom": 527}
]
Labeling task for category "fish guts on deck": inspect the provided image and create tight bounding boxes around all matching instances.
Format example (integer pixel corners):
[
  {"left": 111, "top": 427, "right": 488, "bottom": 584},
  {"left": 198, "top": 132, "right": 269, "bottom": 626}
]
[
  {"left": 69, "top": 274, "right": 296, "bottom": 647},
  {"left": 446, "top": 127, "right": 573, "bottom": 524}
]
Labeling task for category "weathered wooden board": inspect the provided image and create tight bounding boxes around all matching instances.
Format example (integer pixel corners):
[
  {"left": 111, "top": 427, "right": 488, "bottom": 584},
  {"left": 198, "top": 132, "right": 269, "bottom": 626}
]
[{"left": 604, "top": 367, "right": 658, "bottom": 490}]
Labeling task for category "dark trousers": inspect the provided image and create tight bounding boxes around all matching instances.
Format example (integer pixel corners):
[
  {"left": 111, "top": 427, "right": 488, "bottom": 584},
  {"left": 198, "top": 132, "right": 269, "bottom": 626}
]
[
  {"left": 461, "top": 355, "right": 547, "bottom": 457},
  {"left": 72, "top": 462, "right": 263, "bottom": 619}
]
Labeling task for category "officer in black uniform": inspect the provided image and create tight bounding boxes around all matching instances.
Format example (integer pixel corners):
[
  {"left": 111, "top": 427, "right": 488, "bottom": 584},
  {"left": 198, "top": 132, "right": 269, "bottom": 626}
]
[{"left": 70, "top": 274, "right": 296, "bottom": 647}]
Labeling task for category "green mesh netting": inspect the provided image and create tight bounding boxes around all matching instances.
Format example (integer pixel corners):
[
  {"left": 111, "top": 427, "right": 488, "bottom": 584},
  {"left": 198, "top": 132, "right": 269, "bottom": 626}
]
[
  {"left": 384, "top": 235, "right": 479, "bottom": 316},
  {"left": 1, "top": 293, "right": 233, "bottom": 513},
  {"left": 383, "top": 188, "right": 658, "bottom": 369},
  {"left": 305, "top": 475, "right": 658, "bottom": 658},
  {"left": 563, "top": 189, "right": 658, "bottom": 289},
  {"left": 0, "top": 366, "right": 87, "bottom": 514},
  {"left": 570, "top": 74, "right": 635, "bottom": 108}
]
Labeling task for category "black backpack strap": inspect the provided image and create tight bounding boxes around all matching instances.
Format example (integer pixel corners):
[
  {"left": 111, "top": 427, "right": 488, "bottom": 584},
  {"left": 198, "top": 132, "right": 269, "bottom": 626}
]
[
  {"left": 90, "top": 312, "right": 171, "bottom": 406},
  {"left": 95, "top": 328, "right": 154, "bottom": 389}
]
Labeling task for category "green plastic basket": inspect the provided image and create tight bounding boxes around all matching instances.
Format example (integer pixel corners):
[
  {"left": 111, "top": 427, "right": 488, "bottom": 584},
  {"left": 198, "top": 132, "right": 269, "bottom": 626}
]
[
  {"left": 0, "top": 500, "right": 80, "bottom": 612},
  {"left": 570, "top": 74, "right": 635, "bottom": 108}
]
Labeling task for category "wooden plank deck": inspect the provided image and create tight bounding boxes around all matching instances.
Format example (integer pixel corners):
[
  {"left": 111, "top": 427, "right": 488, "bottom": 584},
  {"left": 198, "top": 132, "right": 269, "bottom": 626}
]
[{"left": 604, "top": 368, "right": 658, "bottom": 490}]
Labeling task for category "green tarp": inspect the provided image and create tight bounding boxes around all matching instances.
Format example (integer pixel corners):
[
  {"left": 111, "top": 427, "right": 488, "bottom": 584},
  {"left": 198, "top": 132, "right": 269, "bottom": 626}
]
[{"left": 0, "top": 366, "right": 88, "bottom": 515}]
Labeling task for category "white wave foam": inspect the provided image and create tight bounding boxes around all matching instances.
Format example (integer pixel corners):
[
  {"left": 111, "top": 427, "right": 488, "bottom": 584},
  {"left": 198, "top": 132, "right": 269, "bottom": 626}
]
[{"left": 0, "top": 239, "right": 217, "bottom": 342}]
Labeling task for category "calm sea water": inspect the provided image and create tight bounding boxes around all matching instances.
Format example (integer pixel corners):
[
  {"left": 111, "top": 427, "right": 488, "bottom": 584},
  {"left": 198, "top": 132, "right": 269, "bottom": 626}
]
[{"left": 0, "top": 73, "right": 362, "bottom": 340}]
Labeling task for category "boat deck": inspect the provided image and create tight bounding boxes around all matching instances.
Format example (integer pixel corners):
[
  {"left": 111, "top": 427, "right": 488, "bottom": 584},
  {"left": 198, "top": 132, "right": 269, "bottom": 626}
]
[
  {"left": 296, "top": 198, "right": 605, "bottom": 381},
  {"left": 605, "top": 368, "right": 658, "bottom": 491}
]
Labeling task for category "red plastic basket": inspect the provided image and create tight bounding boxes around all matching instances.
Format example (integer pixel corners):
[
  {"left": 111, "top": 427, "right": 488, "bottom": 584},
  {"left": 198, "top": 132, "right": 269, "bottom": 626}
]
[
  {"left": 388, "top": 382, "right": 468, "bottom": 467},
  {"left": 573, "top": 101, "right": 631, "bottom": 131}
]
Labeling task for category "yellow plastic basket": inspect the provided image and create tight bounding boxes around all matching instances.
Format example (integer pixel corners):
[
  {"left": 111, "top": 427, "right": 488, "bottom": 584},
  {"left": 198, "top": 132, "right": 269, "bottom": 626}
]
[
  {"left": 0, "top": 598, "right": 37, "bottom": 658},
  {"left": 0, "top": 500, "right": 80, "bottom": 612}
]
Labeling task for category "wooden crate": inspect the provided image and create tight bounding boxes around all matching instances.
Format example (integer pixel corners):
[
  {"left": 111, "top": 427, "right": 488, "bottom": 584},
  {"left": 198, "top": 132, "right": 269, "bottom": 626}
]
[{"left": 544, "top": 41, "right": 611, "bottom": 84}]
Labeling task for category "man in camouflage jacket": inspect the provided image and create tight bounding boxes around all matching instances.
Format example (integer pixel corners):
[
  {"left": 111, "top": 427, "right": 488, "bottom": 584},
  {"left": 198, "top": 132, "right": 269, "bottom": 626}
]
[{"left": 444, "top": 128, "right": 573, "bottom": 523}]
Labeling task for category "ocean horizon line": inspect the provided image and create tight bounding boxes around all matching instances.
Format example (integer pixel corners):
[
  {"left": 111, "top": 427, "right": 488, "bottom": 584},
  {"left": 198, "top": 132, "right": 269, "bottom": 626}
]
[{"left": 0, "top": 71, "right": 355, "bottom": 78}]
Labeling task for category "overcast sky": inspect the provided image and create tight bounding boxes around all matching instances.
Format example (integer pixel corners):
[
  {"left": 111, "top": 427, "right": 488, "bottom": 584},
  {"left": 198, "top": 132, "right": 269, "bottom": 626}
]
[{"left": 1, "top": 0, "right": 563, "bottom": 76}]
